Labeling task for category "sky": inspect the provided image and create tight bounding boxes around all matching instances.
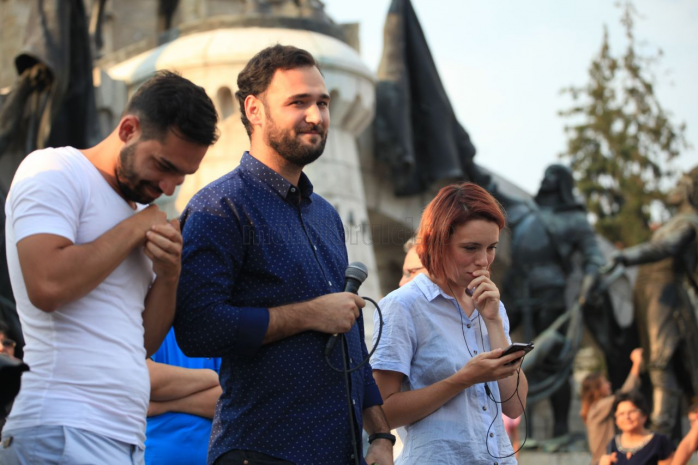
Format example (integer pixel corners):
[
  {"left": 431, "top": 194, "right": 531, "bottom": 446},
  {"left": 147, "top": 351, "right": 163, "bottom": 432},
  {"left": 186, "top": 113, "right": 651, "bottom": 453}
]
[{"left": 325, "top": 0, "right": 698, "bottom": 195}]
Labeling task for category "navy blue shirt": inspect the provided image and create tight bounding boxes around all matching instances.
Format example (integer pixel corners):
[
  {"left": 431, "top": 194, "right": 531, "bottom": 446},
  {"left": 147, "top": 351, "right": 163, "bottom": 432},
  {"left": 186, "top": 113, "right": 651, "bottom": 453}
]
[{"left": 175, "top": 152, "right": 382, "bottom": 465}]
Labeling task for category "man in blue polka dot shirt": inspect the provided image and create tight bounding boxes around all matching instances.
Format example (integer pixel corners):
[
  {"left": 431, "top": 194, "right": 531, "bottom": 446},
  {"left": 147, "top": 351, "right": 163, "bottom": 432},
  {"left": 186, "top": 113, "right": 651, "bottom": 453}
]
[{"left": 175, "top": 45, "right": 393, "bottom": 465}]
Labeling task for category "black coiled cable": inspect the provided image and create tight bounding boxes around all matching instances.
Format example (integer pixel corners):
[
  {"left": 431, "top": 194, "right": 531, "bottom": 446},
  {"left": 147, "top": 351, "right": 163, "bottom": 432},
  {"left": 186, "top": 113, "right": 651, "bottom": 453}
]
[{"left": 324, "top": 297, "right": 383, "bottom": 465}]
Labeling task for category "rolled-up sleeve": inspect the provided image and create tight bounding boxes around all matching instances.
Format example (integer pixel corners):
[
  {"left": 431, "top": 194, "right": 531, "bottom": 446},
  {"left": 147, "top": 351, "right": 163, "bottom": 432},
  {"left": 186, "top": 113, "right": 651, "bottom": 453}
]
[
  {"left": 175, "top": 197, "right": 269, "bottom": 358},
  {"left": 370, "top": 293, "right": 417, "bottom": 378}
]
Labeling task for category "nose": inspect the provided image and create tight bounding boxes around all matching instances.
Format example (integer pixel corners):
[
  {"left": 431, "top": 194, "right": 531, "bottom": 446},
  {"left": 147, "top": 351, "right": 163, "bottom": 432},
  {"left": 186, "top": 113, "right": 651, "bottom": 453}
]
[
  {"left": 474, "top": 250, "right": 489, "bottom": 267},
  {"left": 305, "top": 104, "right": 324, "bottom": 126},
  {"left": 159, "top": 175, "right": 184, "bottom": 197}
]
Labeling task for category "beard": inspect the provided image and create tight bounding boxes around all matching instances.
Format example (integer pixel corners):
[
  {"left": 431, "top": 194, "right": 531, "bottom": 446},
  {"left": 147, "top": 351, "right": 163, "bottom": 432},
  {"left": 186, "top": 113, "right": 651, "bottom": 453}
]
[
  {"left": 264, "top": 114, "right": 328, "bottom": 168},
  {"left": 116, "top": 143, "right": 162, "bottom": 204}
]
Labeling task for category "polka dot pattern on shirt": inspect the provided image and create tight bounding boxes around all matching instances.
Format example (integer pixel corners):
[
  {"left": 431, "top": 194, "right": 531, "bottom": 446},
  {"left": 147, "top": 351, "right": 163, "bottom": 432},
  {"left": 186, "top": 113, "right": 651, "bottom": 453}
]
[{"left": 175, "top": 152, "right": 382, "bottom": 465}]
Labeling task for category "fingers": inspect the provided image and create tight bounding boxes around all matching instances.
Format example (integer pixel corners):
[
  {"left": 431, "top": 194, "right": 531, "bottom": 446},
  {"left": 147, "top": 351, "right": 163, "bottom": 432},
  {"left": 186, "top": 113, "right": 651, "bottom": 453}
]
[
  {"left": 480, "top": 348, "right": 504, "bottom": 359},
  {"left": 144, "top": 227, "right": 183, "bottom": 276},
  {"left": 311, "top": 293, "right": 366, "bottom": 334},
  {"left": 344, "top": 293, "right": 363, "bottom": 323},
  {"left": 145, "top": 240, "right": 179, "bottom": 264},
  {"left": 468, "top": 274, "right": 499, "bottom": 302},
  {"left": 145, "top": 241, "right": 177, "bottom": 263},
  {"left": 351, "top": 293, "right": 366, "bottom": 309},
  {"left": 465, "top": 351, "right": 518, "bottom": 383},
  {"left": 471, "top": 269, "right": 490, "bottom": 279},
  {"left": 473, "top": 289, "right": 500, "bottom": 306},
  {"left": 146, "top": 229, "right": 182, "bottom": 255},
  {"left": 150, "top": 223, "right": 183, "bottom": 244},
  {"left": 499, "top": 351, "right": 525, "bottom": 364}
]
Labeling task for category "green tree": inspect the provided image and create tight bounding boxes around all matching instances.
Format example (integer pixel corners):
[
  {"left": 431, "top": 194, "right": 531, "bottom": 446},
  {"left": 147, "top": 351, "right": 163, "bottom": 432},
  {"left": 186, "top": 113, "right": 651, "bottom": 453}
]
[{"left": 559, "top": 1, "right": 688, "bottom": 247}]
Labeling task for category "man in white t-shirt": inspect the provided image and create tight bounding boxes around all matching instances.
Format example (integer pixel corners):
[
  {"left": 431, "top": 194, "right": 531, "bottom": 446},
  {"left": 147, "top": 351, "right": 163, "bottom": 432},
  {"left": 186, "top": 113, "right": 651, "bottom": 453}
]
[{"left": 0, "top": 71, "right": 218, "bottom": 464}]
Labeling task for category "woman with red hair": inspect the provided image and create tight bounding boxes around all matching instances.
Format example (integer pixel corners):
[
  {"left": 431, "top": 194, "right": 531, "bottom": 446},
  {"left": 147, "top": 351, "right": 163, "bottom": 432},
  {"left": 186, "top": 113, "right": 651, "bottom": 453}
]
[{"left": 371, "top": 182, "right": 528, "bottom": 464}]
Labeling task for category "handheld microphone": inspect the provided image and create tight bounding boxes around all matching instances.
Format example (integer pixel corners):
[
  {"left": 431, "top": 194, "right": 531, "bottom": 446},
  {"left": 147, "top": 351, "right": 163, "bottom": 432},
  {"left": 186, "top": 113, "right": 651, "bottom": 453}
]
[{"left": 324, "top": 262, "right": 368, "bottom": 356}]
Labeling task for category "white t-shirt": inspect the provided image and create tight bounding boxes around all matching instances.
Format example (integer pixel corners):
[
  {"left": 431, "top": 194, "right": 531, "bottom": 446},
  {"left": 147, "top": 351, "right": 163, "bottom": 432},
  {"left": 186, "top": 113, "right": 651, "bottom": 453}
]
[{"left": 4, "top": 147, "right": 152, "bottom": 447}]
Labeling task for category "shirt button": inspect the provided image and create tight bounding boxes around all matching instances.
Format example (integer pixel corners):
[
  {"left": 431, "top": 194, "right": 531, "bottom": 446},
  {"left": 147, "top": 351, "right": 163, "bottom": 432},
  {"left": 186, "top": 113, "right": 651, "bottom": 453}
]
[
  {"left": 314, "top": 245, "right": 317, "bottom": 250},
  {"left": 328, "top": 281, "right": 332, "bottom": 286},
  {"left": 467, "top": 324, "right": 471, "bottom": 328},
  {"left": 474, "top": 350, "right": 478, "bottom": 354},
  {"left": 490, "top": 433, "right": 494, "bottom": 437},
  {"left": 482, "top": 406, "right": 487, "bottom": 411},
  {"left": 494, "top": 462, "right": 498, "bottom": 465},
  {"left": 290, "top": 187, "right": 296, "bottom": 192},
  {"left": 352, "top": 399, "right": 356, "bottom": 405}
]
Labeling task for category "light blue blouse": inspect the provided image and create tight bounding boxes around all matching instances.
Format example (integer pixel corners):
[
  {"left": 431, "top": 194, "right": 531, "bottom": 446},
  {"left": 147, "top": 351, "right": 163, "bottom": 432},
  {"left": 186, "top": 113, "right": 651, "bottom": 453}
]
[{"left": 371, "top": 273, "right": 518, "bottom": 465}]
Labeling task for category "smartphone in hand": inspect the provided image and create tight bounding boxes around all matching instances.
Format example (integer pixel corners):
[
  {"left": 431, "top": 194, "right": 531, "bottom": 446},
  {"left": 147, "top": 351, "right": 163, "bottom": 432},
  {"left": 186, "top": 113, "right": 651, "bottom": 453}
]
[{"left": 500, "top": 342, "right": 534, "bottom": 365}]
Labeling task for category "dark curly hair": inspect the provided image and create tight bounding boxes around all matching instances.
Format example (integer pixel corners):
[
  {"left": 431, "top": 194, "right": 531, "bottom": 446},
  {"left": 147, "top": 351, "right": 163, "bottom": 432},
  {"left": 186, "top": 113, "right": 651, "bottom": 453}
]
[
  {"left": 613, "top": 391, "right": 649, "bottom": 419},
  {"left": 123, "top": 70, "right": 219, "bottom": 146},
  {"left": 235, "top": 45, "right": 319, "bottom": 138}
]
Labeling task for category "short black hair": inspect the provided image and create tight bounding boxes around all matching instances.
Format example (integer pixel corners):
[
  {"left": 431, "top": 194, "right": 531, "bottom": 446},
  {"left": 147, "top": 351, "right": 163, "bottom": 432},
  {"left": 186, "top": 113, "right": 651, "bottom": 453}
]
[
  {"left": 0, "top": 319, "right": 8, "bottom": 337},
  {"left": 613, "top": 391, "right": 649, "bottom": 418},
  {"left": 236, "top": 45, "right": 319, "bottom": 137},
  {"left": 123, "top": 70, "right": 219, "bottom": 146}
]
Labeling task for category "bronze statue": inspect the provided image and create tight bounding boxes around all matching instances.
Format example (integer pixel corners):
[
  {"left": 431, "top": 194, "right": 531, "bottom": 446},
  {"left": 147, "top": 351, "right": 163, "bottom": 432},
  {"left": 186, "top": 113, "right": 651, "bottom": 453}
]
[
  {"left": 608, "top": 166, "right": 698, "bottom": 437},
  {"left": 0, "top": 0, "right": 103, "bottom": 360},
  {"left": 477, "top": 164, "right": 606, "bottom": 439},
  {"left": 375, "top": 0, "right": 477, "bottom": 196}
]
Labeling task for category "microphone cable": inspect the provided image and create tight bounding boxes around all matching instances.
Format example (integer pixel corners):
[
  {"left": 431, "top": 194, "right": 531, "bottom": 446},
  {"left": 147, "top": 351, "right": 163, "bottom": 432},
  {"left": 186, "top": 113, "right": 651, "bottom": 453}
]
[
  {"left": 324, "top": 296, "right": 384, "bottom": 465},
  {"left": 449, "top": 282, "right": 529, "bottom": 459}
]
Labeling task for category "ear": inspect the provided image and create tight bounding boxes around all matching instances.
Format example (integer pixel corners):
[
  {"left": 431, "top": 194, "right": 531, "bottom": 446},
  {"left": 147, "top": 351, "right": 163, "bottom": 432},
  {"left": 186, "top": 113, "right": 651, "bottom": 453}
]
[
  {"left": 245, "top": 94, "right": 265, "bottom": 130},
  {"left": 117, "top": 114, "right": 142, "bottom": 143}
]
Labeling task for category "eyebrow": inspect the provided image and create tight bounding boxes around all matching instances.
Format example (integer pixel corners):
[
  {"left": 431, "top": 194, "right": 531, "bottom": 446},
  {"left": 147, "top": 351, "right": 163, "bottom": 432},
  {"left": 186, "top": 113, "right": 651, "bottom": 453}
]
[
  {"left": 286, "top": 93, "right": 331, "bottom": 102},
  {"left": 460, "top": 241, "right": 499, "bottom": 246},
  {"left": 156, "top": 157, "right": 191, "bottom": 175}
]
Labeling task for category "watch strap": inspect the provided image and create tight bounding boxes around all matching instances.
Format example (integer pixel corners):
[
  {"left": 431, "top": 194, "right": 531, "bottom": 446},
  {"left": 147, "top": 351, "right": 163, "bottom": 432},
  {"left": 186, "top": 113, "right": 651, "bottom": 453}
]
[{"left": 368, "top": 432, "right": 396, "bottom": 445}]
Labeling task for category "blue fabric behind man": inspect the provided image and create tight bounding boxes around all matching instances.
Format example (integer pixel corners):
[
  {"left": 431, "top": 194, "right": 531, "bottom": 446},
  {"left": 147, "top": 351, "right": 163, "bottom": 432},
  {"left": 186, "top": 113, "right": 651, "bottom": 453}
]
[{"left": 145, "top": 328, "right": 221, "bottom": 465}]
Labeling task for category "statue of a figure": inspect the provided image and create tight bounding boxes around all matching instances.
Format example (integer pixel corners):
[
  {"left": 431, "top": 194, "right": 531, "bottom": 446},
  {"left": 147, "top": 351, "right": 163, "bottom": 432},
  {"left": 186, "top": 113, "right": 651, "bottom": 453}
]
[
  {"left": 481, "top": 164, "right": 606, "bottom": 438},
  {"left": 0, "top": 0, "right": 102, "bottom": 360},
  {"left": 609, "top": 166, "right": 698, "bottom": 437}
]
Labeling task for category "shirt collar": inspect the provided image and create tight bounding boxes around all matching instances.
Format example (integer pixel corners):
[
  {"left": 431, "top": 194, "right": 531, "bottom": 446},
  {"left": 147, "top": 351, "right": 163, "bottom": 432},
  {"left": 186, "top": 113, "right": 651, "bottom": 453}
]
[
  {"left": 413, "top": 273, "right": 452, "bottom": 302},
  {"left": 240, "top": 152, "right": 314, "bottom": 201},
  {"left": 414, "top": 274, "right": 480, "bottom": 321}
]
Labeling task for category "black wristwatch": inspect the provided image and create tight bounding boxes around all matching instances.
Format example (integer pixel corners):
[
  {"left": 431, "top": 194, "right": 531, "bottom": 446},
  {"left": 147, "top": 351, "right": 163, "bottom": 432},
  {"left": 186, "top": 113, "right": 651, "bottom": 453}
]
[{"left": 368, "top": 432, "right": 396, "bottom": 446}]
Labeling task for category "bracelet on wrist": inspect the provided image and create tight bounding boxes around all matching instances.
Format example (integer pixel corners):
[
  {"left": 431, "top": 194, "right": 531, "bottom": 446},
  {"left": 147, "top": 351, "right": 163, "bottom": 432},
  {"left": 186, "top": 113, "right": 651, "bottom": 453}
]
[{"left": 368, "top": 432, "right": 396, "bottom": 446}]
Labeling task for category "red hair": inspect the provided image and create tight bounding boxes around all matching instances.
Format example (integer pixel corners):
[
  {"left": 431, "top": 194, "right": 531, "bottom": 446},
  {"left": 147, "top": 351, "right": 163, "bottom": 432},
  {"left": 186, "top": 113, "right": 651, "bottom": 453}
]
[{"left": 416, "top": 182, "right": 505, "bottom": 284}]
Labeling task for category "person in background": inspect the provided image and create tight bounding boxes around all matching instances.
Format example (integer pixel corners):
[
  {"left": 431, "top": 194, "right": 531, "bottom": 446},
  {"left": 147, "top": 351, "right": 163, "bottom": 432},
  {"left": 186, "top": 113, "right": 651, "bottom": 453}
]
[
  {"left": 145, "top": 328, "right": 221, "bottom": 465},
  {"left": 581, "top": 348, "right": 643, "bottom": 465},
  {"left": 0, "top": 320, "right": 16, "bottom": 359},
  {"left": 502, "top": 413, "right": 521, "bottom": 460},
  {"left": 599, "top": 391, "right": 673, "bottom": 465},
  {"left": 0, "top": 318, "right": 20, "bottom": 433},
  {"left": 371, "top": 182, "right": 528, "bottom": 464},
  {"left": 672, "top": 403, "right": 698, "bottom": 465},
  {"left": 399, "top": 236, "right": 428, "bottom": 287}
]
